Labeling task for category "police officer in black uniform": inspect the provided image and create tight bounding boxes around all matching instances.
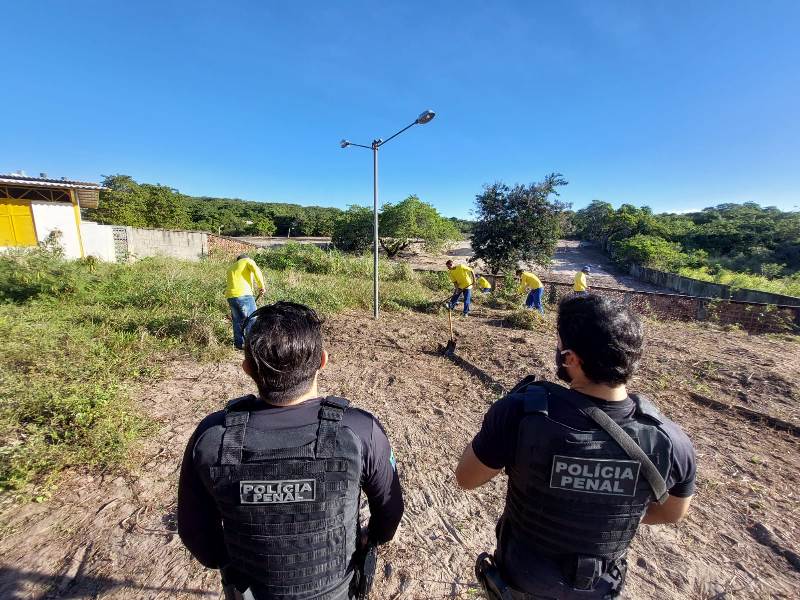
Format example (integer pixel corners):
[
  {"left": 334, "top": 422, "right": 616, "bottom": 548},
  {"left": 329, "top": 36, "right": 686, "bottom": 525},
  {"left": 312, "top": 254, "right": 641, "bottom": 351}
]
[
  {"left": 178, "top": 302, "right": 404, "bottom": 599},
  {"left": 456, "top": 294, "right": 696, "bottom": 599}
]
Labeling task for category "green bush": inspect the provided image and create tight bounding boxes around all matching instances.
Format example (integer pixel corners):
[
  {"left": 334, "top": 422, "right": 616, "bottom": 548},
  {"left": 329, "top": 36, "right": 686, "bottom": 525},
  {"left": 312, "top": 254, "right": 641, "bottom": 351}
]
[
  {"left": 679, "top": 266, "right": 800, "bottom": 297},
  {"left": 611, "top": 234, "right": 690, "bottom": 271},
  {"left": 503, "top": 309, "right": 542, "bottom": 330}
]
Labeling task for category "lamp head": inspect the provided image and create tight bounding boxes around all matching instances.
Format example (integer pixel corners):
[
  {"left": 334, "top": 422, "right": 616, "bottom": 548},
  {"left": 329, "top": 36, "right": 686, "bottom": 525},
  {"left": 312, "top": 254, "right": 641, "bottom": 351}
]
[
  {"left": 416, "top": 110, "right": 436, "bottom": 125},
  {"left": 340, "top": 139, "right": 350, "bottom": 148}
]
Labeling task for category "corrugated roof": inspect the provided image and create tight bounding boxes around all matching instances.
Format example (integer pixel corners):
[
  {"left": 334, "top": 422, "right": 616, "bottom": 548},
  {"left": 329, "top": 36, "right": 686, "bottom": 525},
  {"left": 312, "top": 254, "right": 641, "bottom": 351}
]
[{"left": 0, "top": 173, "right": 103, "bottom": 190}]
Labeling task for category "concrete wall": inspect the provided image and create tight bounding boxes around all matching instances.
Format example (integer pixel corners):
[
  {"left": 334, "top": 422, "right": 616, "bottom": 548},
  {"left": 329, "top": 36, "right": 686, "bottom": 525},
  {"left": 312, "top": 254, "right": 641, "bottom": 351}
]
[
  {"left": 30, "top": 201, "right": 82, "bottom": 259},
  {"left": 630, "top": 264, "right": 800, "bottom": 307},
  {"left": 80, "top": 221, "right": 116, "bottom": 261},
  {"left": 124, "top": 227, "right": 208, "bottom": 261}
]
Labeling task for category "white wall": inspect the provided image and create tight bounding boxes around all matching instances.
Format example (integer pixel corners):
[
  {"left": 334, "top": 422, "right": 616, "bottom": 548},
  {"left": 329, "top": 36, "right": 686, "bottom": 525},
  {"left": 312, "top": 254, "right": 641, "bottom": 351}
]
[
  {"left": 81, "top": 221, "right": 116, "bottom": 261},
  {"left": 31, "top": 201, "right": 82, "bottom": 259},
  {"left": 125, "top": 227, "right": 208, "bottom": 260}
]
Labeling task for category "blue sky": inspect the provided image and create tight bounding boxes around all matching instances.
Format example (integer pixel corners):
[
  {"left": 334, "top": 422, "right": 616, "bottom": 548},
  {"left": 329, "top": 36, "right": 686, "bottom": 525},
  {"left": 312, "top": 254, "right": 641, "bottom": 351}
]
[{"left": 2, "top": 1, "right": 798, "bottom": 219}]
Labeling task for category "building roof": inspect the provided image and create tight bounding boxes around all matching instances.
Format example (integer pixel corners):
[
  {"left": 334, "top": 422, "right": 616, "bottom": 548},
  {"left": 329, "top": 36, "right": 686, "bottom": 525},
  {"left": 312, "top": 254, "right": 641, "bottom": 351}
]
[
  {"left": 0, "top": 174, "right": 103, "bottom": 208},
  {"left": 0, "top": 173, "right": 103, "bottom": 190}
]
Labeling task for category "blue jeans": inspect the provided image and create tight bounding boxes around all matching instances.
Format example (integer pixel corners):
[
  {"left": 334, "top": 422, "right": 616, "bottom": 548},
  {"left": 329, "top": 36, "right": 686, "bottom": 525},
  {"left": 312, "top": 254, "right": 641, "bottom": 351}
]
[
  {"left": 525, "top": 287, "right": 544, "bottom": 314},
  {"left": 228, "top": 295, "right": 257, "bottom": 349},
  {"left": 449, "top": 287, "right": 472, "bottom": 315}
]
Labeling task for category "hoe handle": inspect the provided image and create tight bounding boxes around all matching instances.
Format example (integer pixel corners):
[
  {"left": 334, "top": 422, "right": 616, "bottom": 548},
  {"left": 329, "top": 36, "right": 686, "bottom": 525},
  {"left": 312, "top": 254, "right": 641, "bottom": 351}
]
[{"left": 448, "top": 309, "right": 454, "bottom": 341}]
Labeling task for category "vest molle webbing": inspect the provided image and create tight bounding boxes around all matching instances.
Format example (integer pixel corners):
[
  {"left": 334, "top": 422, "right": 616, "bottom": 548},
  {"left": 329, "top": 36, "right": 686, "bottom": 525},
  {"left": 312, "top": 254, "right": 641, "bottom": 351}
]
[
  {"left": 208, "top": 395, "right": 363, "bottom": 599},
  {"left": 500, "top": 382, "right": 674, "bottom": 565}
]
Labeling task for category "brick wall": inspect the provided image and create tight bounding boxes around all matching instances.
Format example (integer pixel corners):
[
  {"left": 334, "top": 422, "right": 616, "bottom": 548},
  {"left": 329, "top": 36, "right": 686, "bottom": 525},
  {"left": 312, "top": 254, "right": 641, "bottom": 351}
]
[
  {"left": 207, "top": 234, "right": 259, "bottom": 256},
  {"left": 542, "top": 280, "right": 798, "bottom": 334}
]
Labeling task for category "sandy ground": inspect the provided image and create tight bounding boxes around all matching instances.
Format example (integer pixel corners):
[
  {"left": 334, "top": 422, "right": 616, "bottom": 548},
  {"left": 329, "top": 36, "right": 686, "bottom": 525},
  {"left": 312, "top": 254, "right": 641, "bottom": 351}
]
[
  {"left": 398, "top": 239, "right": 665, "bottom": 292},
  {"left": 1, "top": 305, "right": 798, "bottom": 600},
  {"left": 234, "top": 236, "right": 664, "bottom": 292}
]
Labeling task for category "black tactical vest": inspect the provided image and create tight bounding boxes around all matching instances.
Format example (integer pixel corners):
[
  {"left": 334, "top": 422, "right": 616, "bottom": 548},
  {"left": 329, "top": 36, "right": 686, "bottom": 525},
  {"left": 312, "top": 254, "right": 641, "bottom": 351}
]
[
  {"left": 207, "top": 395, "right": 363, "bottom": 600},
  {"left": 496, "top": 381, "right": 673, "bottom": 582}
]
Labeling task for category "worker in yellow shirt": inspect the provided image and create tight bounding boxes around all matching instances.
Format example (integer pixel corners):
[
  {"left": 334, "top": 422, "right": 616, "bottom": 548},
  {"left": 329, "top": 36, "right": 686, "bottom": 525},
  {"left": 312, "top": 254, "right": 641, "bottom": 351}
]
[
  {"left": 446, "top": 260, "right": 475, "bottom": 316},
  {"left": 476, "top": 275, "right": 492, "bottom": 294},
  {"left": 226, "top": 254, "right": 266, "bottom": 349},
  {"left": 516, "top": 268, "right": 545, "bottom": 314},
  {"left": 574, "top": 265, "right": 591, "bottom": 295}
]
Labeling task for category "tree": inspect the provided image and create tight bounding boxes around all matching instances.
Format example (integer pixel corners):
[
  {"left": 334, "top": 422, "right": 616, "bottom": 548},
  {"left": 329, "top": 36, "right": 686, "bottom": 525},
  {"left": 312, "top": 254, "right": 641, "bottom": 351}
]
[
  {"left": 331, "top": 206, "right": 374, "bottom": 253},
  {"left": 471, "top": 173, "right": 569, "bottom": 274},
  {"left": 86, "top": 175, "right": 190, "bottom": 229},
  {"left": 140, "top": 184, "right": 190, "bottom": 229},
  {"left": 378, "top": 195, "right": 460, "bottom": 258},
  {"left": 86, "top": 174, "right": 149, "bottom": 227}
]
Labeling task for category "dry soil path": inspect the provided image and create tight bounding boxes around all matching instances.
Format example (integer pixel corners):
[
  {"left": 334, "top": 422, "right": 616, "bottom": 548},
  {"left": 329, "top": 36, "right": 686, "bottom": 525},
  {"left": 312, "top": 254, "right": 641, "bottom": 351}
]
[{"left": 1, "top": 309, "right": 798, "bottom": 599}]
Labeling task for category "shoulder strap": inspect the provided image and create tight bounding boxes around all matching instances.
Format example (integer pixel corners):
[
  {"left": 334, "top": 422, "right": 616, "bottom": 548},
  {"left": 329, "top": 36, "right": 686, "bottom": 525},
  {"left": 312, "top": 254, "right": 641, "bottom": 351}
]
[
  {"left": 631, "top": 394, "right": 664, "bottom": 424},
  {"left": 315, "top": 396, "right": 350, "bottom": 459},
  {"left": 220, "top": 395, "right": 256, "bottom": 466},
  {"left": 559, "top": 392, "right": 669, "bottom": 504},
  {"left": 509, "top": 375, "right": 538, "bottom": 395}
]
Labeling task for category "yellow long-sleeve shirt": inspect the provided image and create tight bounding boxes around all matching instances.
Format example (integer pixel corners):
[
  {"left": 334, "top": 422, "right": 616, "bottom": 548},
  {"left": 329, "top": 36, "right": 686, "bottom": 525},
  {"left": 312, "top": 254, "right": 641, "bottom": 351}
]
[
  {"left": 448, "top": 264, "right": 475, "bottom": 289},
  {"left": 518, "top": 272, "right": 543, "bottom": 293},
  {"left": 225, "top": 257, "right": 266, "bottom": 298},
  {"left": 574, "top": 271, "right": 588, "bottom": 292}
]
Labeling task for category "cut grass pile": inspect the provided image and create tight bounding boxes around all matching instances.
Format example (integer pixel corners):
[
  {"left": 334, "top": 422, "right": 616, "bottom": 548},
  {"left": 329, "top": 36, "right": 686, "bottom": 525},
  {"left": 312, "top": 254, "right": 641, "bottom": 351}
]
[{"left": 0, "top": 244, "right": 452, "bottom": 497}]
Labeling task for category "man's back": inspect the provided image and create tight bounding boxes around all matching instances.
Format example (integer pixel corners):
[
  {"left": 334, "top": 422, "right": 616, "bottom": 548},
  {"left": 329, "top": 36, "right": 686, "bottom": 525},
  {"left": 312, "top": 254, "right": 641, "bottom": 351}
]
[
  {"left": 472, "top": 380, "right": 695, "bottom": 592},
  {"left": 179, "top": 394, "right": 402, "bottom": 599},
  {"left": 226, "top": 257, "right": 264, "bottom": 298}
]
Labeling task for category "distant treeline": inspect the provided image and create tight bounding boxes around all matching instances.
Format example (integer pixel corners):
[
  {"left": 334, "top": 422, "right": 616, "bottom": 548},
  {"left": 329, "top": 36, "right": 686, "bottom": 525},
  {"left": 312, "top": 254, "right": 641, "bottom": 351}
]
[
  {"left": 571, "top": 201, "right": 800, "bottom": 276},
  {"left": 86, "top": 174, "right": 474, "bottom": 237}
]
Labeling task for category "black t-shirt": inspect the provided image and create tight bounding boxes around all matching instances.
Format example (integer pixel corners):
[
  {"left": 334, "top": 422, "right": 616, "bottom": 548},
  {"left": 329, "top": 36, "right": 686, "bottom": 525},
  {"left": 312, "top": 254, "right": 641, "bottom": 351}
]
[
  {"left": 471, "top": 382, "right": 697, "bottom": 498},
  {"left": 178, "top": 396, "right": 404, "bottom": 569}
]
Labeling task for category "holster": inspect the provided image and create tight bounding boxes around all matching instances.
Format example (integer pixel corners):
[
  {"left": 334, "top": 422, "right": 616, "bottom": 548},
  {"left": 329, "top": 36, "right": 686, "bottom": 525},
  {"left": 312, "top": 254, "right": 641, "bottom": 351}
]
[
  {"left": 220, "top": 565, "right": 245, "bottom": 600},
  {"left": 475, "top": 553, "right": 514, "bottom": 600},
  {"left": 352, "top": 543, "right": 377, "bottom": 600}
]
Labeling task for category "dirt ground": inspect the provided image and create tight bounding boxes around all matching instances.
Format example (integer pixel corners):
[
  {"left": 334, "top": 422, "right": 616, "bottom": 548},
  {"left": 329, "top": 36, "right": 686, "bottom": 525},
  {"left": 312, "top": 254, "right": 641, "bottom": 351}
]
[
  {"left": 1, "top": 306, "right": 799, "bottom": 599},
  {"left": 398, "top": 239, "right": 665, "bottom": 292}
]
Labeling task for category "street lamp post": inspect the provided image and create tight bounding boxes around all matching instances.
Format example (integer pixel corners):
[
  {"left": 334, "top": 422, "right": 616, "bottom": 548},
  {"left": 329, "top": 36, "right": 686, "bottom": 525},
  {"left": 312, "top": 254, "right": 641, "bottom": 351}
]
[{"left": 340, "top": 109, "right": 436, "bottom": 319}]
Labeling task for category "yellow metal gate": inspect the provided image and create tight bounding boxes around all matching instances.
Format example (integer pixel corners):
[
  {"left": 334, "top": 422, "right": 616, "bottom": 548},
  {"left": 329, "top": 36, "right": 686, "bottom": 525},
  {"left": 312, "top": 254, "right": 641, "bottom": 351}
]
[{"left": 0, "top": 198, "right": 37, "bottom": 246}]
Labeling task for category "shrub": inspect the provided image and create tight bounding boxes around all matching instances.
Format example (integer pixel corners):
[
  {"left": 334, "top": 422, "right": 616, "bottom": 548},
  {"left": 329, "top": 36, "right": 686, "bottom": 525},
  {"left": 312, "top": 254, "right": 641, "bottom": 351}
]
[{"left": 504, "top": 309, "right": 542, "bottom": 330}]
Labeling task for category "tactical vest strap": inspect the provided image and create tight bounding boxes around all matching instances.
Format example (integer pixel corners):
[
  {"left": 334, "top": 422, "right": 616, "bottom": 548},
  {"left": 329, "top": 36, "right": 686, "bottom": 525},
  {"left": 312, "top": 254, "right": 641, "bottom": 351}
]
[
  {"left": 630, "top": 394, "right": 664, "bottom": 424},
  {"left": 521, "top": 384, "right": 549, "bottom": 416},
  {"left": 557, "top": 392, "right": 669, "bottom": 504},
  {"left": 221, "top": 411, "right": 249, "bottom": 465},
  {"left": 316, "top": 397, "right": 350, "bottom": 459}
]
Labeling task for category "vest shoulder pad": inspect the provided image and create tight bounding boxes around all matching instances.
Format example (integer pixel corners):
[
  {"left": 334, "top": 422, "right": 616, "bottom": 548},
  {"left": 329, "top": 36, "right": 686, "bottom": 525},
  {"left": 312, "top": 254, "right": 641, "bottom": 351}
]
[
  {"left": 507, "top": 378, "right": 549, "bottom": 416},
  {"left": 321, "top": 396, "right": 350, "bottom": 410},
  {"left": 631, "top": 394, "right": 664, "bottom": 424},
  {"left": 225, "top": 394, "right": 256, "bottom": 413},
  {"left": 508, "top": 375, "right": 538, "bottom": 395}
]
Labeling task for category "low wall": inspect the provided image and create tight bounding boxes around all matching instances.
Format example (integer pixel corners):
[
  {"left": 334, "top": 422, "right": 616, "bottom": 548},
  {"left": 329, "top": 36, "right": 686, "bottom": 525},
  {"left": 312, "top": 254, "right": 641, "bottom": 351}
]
[
  {"left": 629, "top": 264, "right": 800, "bottom": 308},
  {"left": 123, "top": 227, "right": 208, "bottom": 261},
  {"left": 208, "top": 234, "right": 259, "bottom": 256},
  {"left": 80, "top": 221, "right": 116, "bottom": 261},
  {"left": 542, "top": 280, "right": 799, "bottom": 334}
]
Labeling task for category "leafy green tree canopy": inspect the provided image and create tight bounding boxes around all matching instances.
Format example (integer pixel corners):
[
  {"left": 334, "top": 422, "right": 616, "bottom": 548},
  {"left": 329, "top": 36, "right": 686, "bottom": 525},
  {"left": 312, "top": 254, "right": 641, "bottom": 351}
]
[
  {"left": 87, "top": 175, "right": 190, "bottom": 229},
  {"left": 471, "top": 173, "right": 569, "bottom": 274},
  {"left": 332, "top": 206, "right": 374, "bottom": 253},
  {"left": 379, "top": 195, "right": 461, "bottom": 258}
]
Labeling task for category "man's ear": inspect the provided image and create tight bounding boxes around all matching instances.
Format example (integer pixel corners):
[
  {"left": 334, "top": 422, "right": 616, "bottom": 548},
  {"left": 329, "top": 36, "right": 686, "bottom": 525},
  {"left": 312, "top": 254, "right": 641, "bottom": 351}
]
[
  {"left": 320, "top": 350, "right": 328, "bottom": 370},
  {"left": 242, "top": 356, "right": 255, "bottom": 378},
  {"left": 563, "top": 350, "right": 582, "bottom": 368}
]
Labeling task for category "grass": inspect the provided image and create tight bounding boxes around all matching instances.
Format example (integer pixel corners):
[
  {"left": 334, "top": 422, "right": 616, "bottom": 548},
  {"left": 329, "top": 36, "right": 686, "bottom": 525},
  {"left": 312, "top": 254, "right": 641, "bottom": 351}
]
[
  {"left": 0, "top": 244, "right": 450, "bottom": 498},
  {"left": 679, "top": 266, "right": 800, "bottom": 298}
]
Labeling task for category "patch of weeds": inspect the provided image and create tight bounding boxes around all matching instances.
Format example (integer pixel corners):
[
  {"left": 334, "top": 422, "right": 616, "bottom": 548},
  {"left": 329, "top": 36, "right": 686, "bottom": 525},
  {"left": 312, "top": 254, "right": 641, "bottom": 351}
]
[{"left": 504, "top": 309, "right": 544, "bottom": 330}]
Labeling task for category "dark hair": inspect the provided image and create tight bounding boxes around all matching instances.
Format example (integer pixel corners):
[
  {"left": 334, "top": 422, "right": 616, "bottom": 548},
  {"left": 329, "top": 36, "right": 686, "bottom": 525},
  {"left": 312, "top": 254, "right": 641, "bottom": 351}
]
[
  {"left": 557, "top": 294, "right": 643, "bottom": 385},
  {"left": 515, "top": 268, "right": 523, "bottom": 275},
  {"left": 446, "top": 260, "right": 453, "bottom": 267},
  {"left": 244, "top": 302, "right": 323, "bottom": 405},
  {"left": 236, "top": 254, "right": 249, "bottom": 261}
]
